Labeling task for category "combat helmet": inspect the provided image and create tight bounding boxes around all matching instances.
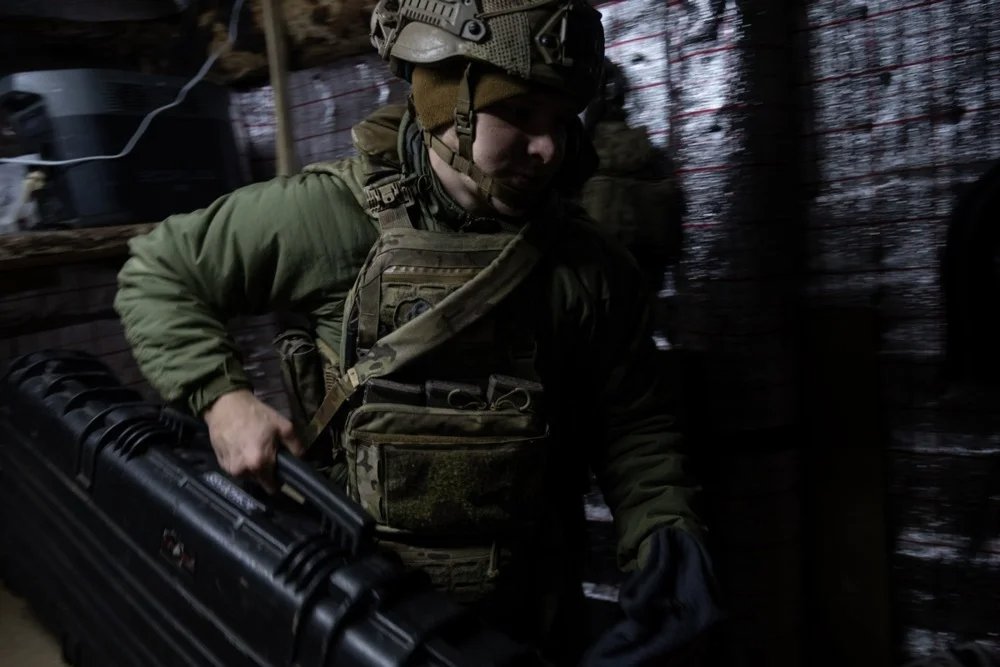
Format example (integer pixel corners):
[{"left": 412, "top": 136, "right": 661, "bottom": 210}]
[{"left": 370, "top": 0, "right": 606, "bottom": 209}]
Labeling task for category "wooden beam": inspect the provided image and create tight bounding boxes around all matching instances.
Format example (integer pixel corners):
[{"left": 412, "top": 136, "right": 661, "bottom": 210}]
[
  {"left": 0, "top": 2, "right": 377, "bottom": 88},
  {"left": 261, "top": 0, "right": 299, "bottom": 176},
  {"left": 0, "top": 224, "right": 157, "bottom": 272}
]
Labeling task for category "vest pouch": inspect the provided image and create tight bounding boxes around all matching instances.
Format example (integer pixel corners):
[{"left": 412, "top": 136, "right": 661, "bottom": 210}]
[
  {"left": 274, "top": 329, "right": 326, "bottom": 431},
  {"left": 343, "top": 403, "right": 548, "bottom": 536},
  {"left": 275, "top": 329, "right": 348, "bottom": 482}
]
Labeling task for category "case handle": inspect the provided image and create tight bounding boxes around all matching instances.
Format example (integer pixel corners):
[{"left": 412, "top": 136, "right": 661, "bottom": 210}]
[
  {"left": 274, "top": 450, "right": 374, "bottom": 557},
  {"left": 160, "top": 407, "right": 374, "bottom": 557}
]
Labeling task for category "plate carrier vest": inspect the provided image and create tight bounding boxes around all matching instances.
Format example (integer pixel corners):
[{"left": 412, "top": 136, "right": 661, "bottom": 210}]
[{"left": 286, "top": 150, "right": 553, "bottom": 603}]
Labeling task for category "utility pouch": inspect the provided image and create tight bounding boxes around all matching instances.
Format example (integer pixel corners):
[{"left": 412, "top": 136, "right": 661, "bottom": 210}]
[
  {"left": 343, "top": 402, "right": 548, "bottom": 536},
  {"left": 274, "top": 329, "right": 326, "bottom": 434},
  {"left": 275, "top": 330, "right": 346, "bottom": 481},
  {"left": 425, "top": 380, "right": 486, "bottom": 409},
  {"left": 487, "top": 374, "right": 544, "bottom": 413},
  {"left": 362, "top": 378, "right": 425, "bottom": 406}
]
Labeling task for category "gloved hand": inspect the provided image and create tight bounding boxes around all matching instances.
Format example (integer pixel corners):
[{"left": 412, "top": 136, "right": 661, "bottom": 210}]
[{"left": 581, "top": 526, "right": 723, "bottom": 667}]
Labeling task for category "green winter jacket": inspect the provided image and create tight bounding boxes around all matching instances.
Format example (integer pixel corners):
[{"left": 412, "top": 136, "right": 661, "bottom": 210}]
[{"left": 115, "top": 106, "right": 704, "bottom": 581}]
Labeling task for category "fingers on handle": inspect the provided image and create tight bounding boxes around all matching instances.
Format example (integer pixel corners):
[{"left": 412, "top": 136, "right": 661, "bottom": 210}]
[
  {"left": 246, "top": 444, "right": 279, "bottom": 494},
  {"left": 277, "top": 419, "right": 305, "bottom": 457}
]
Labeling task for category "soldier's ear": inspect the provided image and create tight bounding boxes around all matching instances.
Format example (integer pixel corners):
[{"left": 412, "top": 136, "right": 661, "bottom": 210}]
[{"left": 555, "top": 117, "right": 599, "bottom": 195}]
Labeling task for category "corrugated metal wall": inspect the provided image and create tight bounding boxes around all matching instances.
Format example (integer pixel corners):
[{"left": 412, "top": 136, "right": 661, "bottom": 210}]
[
  {"left": 600, "top": 0, "right": 1000, "bottom": 663},
  {"left": 803, "top": 0, "right": 1000, "bottom": 661},
  {"left": 231, "top": 54, "right": 409, "bottom": 180},
  {"left": 658, "top": 2, "right": 805, "bottom": 665}
]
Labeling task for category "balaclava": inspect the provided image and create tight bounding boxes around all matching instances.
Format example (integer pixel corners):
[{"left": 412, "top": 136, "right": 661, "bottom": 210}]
[{"left": 410, "top": 64, "right": 534, "bottom": 133}]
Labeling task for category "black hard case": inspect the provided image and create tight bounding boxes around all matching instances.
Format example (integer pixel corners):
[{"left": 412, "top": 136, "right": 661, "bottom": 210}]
[{"left": 0, "top": 350, "right": 538, "bottom": 667}]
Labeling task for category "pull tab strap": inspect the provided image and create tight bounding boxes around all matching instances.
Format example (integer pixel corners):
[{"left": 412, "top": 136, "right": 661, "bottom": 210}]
[
  {"left": 300, "top": 368, "right": 359, "bottom": 459},
  {"left": 302, "top": 223, "right": 545, "bottom": 447}
]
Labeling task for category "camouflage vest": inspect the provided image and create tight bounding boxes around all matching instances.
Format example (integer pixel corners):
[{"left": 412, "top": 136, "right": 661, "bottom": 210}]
[{"left": 280, "top": 138, "right": 551, "bottom": 602}]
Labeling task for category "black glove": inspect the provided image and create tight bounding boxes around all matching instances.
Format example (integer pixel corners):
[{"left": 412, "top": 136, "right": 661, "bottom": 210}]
[
  {"left": 904, "top": 642, "right": 1000, "bottom": 667},
  {"left": 581, "top": 526, "right": 723, "bottom": 667}
]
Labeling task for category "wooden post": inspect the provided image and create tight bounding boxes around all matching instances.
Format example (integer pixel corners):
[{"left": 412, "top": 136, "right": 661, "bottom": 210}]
[{"left": 260, "top": 0, "right": 299, "bottom": 176}]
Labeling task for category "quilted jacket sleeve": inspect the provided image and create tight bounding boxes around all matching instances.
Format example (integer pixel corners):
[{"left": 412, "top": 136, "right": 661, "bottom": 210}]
[
  {"left": 555, "top": 215, "right": 705, "bottom": 572},
  {"left": 590, "top": 276, "right": 705, "bottom": 572},
  {"left": 114, "top": 169, "right": 374, "bottom": 415}
]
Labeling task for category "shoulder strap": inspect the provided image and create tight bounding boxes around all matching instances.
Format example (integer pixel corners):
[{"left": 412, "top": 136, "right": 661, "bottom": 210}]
[{"left": 301, "top": 222, "right": 544, "bottom": 445}]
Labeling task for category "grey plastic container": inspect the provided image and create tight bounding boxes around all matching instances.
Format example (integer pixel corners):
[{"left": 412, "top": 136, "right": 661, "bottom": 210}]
[{"left": 0, "top": 68, "right": 244, "bottom": 228}]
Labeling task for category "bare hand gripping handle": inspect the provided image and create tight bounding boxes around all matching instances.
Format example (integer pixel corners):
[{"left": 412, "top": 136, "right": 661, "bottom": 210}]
[{"left": 162, "top": 405, "right": 374, "bottom": 556}]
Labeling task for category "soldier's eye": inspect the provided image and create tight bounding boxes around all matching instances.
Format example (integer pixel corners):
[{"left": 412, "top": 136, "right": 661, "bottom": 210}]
[{"left": 504, "top": 104, "right": 533, "bottom": 124}]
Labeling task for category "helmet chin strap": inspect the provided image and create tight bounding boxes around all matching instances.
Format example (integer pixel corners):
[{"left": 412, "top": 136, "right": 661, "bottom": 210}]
[{"left": 422, "top": 63, "right": 538, "bottom": 212}]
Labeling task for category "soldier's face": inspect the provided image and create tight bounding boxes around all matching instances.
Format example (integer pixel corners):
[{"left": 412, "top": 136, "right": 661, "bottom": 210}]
[
  {"left": 435, "top": 91, "right": 577, "bottom": 216},
  {"left": 474, "top": 92, "right": 575, "bottom": 193}
]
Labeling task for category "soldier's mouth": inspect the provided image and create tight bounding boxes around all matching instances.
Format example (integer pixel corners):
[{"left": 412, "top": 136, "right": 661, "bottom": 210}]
[{"left": 505, "top": 172, "right": 544, "bottom": 190}]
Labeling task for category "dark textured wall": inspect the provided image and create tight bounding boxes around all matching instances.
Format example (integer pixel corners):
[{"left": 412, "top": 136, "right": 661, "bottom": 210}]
[
  {"left": 594, "top": 1, "right": 998, "bottom": 665},
  {"left": 657, "top": 2, "right": 806, "bottom": 665},
  {"left": 802, "top": 0, "right": 1000, "bottom": 662}
]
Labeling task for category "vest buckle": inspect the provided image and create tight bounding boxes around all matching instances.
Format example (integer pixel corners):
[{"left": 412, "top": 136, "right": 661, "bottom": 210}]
[{"left": 364, "top": 179, "right": 415, "bottom": 214}]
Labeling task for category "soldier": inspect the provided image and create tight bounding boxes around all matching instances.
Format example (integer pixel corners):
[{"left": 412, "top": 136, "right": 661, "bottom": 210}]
[
  {"left": 579, "top": 57, "right": 684, "bottom": 345},
  {"left": 115, "top": 1, "right": 720, "bottom": 664}
]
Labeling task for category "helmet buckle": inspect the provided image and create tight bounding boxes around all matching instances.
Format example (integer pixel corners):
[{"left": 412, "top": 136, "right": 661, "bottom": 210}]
[{"left": 455, "top": 108, "right": 475, "bottom": 137}]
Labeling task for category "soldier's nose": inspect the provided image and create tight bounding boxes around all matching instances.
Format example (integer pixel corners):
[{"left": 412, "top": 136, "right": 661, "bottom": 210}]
[{"left": 526, "top": 131, "right": 560, "bottom": 166}]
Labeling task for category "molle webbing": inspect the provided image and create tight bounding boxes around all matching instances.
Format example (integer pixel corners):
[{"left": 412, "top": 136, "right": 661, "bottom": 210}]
[{"left": 301, "top": 222, "right": 543, "bottom": 446}]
